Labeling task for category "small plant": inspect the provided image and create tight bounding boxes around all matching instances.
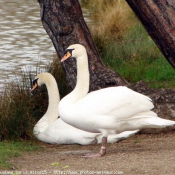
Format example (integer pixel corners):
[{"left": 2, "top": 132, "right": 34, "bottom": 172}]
[
  {"left": 51, "top": 162, "right": 62, "bottom": 166},
  {"left": 62, "top": 165, "right": 69, "bottom": 169}
]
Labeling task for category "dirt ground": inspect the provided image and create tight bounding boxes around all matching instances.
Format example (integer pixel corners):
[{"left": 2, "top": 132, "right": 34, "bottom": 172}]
[{"left": 7, "top": 132, "right": 175, "bottom": 175}]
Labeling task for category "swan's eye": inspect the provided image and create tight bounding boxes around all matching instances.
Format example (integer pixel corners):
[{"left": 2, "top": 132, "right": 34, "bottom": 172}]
[{"left": 64, "top": 49, "right": 74, "bottom": 56}]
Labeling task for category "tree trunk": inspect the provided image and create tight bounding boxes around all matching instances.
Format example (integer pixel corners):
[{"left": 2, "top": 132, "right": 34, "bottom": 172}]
[
  {"left": 126, "top": 0, "right": 175, "bottom": 69},
  {"left": 37, "top": 0, "right": 129, "bottom": 92}
]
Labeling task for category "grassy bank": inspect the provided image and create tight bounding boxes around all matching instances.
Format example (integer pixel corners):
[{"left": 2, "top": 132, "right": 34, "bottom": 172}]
[
  {"left": 0, "top": 141, "right": 40, "bottom": 169},
  {"left": 82, "top": 0, "right": 175, "bottom": 88},
  {"left": 96, "top": 23, "right": 175, "bottom": 88}
]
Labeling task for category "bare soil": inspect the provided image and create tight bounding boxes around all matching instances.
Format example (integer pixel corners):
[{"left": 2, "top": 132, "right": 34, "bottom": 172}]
[{"left": 7, "top": 132, "right": 175, "bottom": 175}]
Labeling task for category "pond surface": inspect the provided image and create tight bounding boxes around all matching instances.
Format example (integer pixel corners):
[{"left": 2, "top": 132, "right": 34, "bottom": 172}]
[
  {"left": 0, "top": 0, "right": 55, "bottom": 90},
  {"left": 0, "top": 0, "right": 90, "bottom": 92}
]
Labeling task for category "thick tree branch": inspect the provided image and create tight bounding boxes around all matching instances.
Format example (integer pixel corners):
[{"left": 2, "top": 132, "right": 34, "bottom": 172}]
[{"left": 126, "top": 0, "right": 175, "bottom": 69}]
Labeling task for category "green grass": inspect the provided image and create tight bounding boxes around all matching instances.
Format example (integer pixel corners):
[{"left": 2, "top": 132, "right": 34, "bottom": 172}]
[
  {"left": 0, "top": 141, "right": 40, "bottom": 169},
  {"left": 97, "top": 23, "right": 175, "bottom": 88},
  {"left": 82, "top": 0, "right": 175, "bottom": 88}
]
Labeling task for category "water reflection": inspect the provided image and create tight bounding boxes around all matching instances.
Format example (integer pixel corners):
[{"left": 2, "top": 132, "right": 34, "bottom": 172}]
[{"left": 0, "top": 0, "right": 54, "bottom": 90}]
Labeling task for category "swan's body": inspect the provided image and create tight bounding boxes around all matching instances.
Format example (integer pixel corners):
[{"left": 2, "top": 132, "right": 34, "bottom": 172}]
[
  {"left": 31, "top": 73, "right": 138, "bottom": 145},
  {"left": 59, "top": 44, "right": 175, "bottom": 157}
]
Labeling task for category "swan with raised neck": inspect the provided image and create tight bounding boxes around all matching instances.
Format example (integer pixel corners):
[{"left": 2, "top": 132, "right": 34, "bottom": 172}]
[
  {"left": 59, "top": 44, "right": 175, "bottom": 158},
  {"left": 62, "top": 44, "right": 89, "bottom": 103}
]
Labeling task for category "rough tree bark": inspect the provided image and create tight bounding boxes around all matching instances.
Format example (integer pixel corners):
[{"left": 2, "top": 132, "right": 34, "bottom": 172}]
[
  {"left": 126, "top": 0, "right": 175, "bottom": 69},
  {"left": 37, "top": 0, "right": 129, "bottom": 92}
]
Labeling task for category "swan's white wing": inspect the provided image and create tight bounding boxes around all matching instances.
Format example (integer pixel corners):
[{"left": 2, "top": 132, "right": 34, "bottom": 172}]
[
  {"left": 76, "top": 86, "right": 154, "bottom": 120},
  {"left": 67, "top": 86, "right": 175, "bottom": 134}
]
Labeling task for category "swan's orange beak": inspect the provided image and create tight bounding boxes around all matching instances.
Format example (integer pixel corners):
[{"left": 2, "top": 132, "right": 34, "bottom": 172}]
[
  {"left": 31, "top": 82, "right": 38, "bottom": 93},
  {"left": 61, "top": 51, "right": 72, "bottom": 62}
]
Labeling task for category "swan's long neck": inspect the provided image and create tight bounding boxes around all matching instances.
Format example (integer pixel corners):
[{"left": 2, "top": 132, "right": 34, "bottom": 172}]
[
  {"left": 66, "top": 54, "right": 89, "bottom": 103},
  {"left": 34, "top": 74, "right": 60, "bottom": 133},
  {"left": 58, "top": 45, "right": 90, "bottom": 124},
  {"left": 45, "top": 78, "right": 60, "bottom": 123},
  {"left": 75, "top": 54, "right": 89, "bottom": 96}
]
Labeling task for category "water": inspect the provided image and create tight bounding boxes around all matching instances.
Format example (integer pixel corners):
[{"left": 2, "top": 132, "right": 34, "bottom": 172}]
[
  {"left": 0, "top": 0, "right": 55, "bottom": 90},
  {"left": 0, "top": 0, "right": 91, "bottom": 92}
]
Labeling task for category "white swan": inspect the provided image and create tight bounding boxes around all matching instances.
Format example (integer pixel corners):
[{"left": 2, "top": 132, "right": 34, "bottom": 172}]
[
  {"left": 31, "top": 72, "right": 138, "bottom": 145},
  {"left": 59, "top": 44, "right": 175, "bottom": 157}
]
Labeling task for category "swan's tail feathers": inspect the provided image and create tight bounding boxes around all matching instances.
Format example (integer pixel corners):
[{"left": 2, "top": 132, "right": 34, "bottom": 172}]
[
  {"left": 130, "top": 111, "right": 175, "bottom": 129},
  {"left": 145, "top": 117, "right": 175, "bottom": 128}
]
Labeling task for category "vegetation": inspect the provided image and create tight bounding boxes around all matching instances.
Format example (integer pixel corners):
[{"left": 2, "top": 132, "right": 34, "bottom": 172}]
[
  {"left": 0, "top": 59, "right": 68, "bottom": 141},
  {"left": 0, "top": 59, "right": 68, "bottom": 169},
  {"left": 81, "top": 0, "right": 175, "bottom": 88},
  {"left": 0, "top": 141, "right": 39, "bottom": 169}
]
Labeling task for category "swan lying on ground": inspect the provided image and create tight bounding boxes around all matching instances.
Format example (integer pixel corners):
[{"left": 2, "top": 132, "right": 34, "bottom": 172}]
[
  {"left": 31, "top": 72, "right": 138, "bottom": 145},
  {"left": 59, "top": 44, "right": 175, "bottom": 157}
]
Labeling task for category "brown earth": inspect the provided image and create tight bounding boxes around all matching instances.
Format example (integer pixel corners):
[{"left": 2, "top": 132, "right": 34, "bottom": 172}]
[{"left": 7, "top": 132, "right": 175, "bottom": 175}]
